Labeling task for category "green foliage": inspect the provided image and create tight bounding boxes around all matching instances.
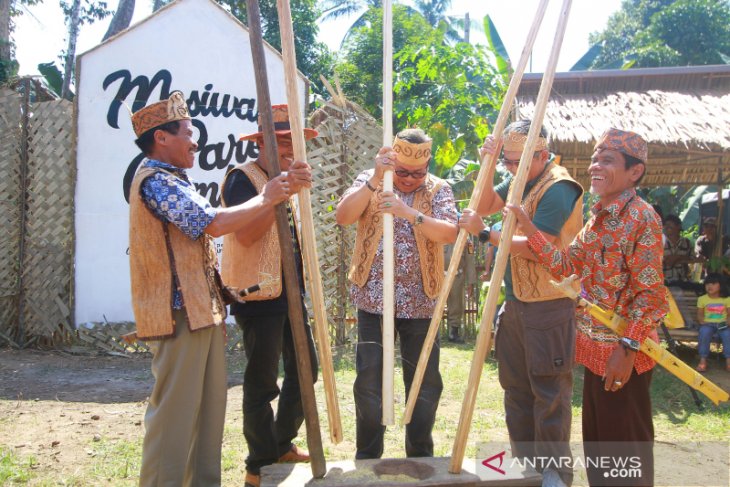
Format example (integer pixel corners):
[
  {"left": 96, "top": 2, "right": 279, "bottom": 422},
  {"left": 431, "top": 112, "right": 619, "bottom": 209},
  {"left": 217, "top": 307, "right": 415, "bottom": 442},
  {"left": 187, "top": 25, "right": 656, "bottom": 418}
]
[
  {"left": 219, "top": 0, "right": 335, "bottom": 96},
  {"left": 483, "top": 14, "right": 510, "bottom": 74},
  {"left": 588, "top": 0, "right": 730, "bottom": 69},
  {"left": 334, "top": 5, "right": 437, "bottom": 121},
  {"left": 0, "top": 447, "right": 35, "bottom": 483},
  {"left": 395, "top": 27, "right": 506, "bottom": 172},
  {"left": 60, "top": 0, "right": 111, "bottom": 27},
  {"left": 37, "top": 62, "right": 64, "bottom": 97}
]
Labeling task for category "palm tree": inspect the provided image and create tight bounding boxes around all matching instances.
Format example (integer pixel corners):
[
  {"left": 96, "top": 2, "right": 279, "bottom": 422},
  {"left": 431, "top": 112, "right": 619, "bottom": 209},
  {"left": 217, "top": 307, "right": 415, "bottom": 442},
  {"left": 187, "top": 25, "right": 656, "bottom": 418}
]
[{"left": 318, "top": 0, "right": 381, "bottom": 47}]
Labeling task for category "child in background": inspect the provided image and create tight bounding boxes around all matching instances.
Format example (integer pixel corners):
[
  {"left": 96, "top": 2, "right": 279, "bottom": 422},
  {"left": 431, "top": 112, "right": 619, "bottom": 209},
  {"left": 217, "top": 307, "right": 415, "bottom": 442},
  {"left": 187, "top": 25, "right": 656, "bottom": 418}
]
[{"left": 696, "top": 273, "right": 730, "bottom": 372}]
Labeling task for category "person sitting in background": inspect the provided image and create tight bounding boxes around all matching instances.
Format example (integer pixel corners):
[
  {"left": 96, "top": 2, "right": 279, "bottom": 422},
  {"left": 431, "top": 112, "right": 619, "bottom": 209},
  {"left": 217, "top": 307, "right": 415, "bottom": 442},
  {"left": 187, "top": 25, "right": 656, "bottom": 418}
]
[
  {"left": 662, "top": 214, "right": 694, "bottom": 283},
  {"left": 695, "top": 273, "right": 730, "bottom": 373}
]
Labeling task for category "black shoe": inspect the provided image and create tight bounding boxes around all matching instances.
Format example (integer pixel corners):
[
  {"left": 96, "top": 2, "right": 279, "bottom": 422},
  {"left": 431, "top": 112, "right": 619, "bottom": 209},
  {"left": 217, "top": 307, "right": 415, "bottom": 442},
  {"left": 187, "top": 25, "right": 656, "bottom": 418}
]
[{"left": 448, "top": 335, "right": 465, "bottom": 344}]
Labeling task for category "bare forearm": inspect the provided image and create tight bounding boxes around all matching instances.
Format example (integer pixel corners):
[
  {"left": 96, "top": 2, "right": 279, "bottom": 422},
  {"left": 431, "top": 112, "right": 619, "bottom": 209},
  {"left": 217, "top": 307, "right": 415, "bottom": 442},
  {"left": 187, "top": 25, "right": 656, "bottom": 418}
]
[
  {"left": 336, "top": 181, "right": 376, "bottom": 225},
  {"left": 419, "top": 216, "right": 458, "bottom": 244},
  {"left": 488, "top": 230, "right": 557, "bottom": 261},
  {"left": 205, "top": 194, "right": 274, "bottom": 239},
  {"left": 475, "top": 185, "right": 504, "bottom": 216}
]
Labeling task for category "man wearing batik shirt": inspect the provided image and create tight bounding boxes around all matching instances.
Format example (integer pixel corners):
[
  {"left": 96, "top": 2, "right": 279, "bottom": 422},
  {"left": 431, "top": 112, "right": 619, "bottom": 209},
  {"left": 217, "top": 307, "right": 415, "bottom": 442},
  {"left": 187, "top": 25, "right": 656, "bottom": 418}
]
[
  {"left": 336, "top": 128, "right": 458, "bottom": 459},
  {"left": 508, "top": 128, "right": 668, "bottom": 487},
  {"left": 128, "top": 91, "right": 291, "bottom": 486}
]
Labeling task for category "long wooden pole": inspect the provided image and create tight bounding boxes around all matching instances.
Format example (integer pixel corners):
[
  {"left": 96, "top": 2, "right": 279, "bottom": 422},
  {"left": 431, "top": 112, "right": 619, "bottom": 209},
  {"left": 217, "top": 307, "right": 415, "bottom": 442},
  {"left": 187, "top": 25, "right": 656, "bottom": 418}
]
[
  {"left": 402, "top": 0, "right": 551, "bottom": 426},
  {"left": 449, "top": 0, "right": 573, "bottom": 473},
  {"left": 381, "top": 0, "right": 395, "bottom": 426},
  {"left": 244, "top": 0, "right": 325, "bottom": 477},
  {"left": 276, "top": 0, "right": 343, "bottom": 445}
]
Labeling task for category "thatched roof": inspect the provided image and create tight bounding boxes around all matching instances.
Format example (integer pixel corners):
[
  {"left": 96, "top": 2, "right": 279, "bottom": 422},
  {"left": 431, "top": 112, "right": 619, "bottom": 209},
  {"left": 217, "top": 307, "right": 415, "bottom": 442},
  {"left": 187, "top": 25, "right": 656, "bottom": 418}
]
[{"left": 515, "top": 65, "right": 730, "bottom": 187}]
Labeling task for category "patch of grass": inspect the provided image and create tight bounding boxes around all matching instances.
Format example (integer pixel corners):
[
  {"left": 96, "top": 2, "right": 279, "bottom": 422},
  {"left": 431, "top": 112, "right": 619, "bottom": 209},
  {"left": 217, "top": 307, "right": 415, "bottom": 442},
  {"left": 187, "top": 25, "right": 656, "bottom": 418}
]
[
  {"left": 0, "top": 447, "right": 36, "bottom": 484},
  {"left": 87, "top": 437, "right": 142, "bottom": 484}
]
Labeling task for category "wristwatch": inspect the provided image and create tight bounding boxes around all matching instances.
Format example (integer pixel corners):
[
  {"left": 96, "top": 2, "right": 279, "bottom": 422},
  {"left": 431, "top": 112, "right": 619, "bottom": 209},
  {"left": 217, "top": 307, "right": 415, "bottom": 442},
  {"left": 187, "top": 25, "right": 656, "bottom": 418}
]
[
  {"left": 620, "top": 337, "right": 640, "bottom": 352},
  {"left": 414, "top": 212, "right": 425, "bottom": 226},
  {"left": 478, "top": 227, "right": 491, "bottom": 244}
]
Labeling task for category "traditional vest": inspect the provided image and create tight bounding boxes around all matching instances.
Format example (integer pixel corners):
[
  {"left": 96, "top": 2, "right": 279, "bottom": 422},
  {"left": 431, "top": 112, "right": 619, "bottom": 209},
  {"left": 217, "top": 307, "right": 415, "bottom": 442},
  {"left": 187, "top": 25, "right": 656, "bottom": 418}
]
[
  {"left": 220, "top": 162, "right": 282, "bottom": 300},
  {"left": 510, "top": 163, "right": 584, "bottom": 302},
  {"left": 129, "top": 166, "right": 226, "bottom": 340},
  {"left": 348, "top": 174, "right": 447, "bottom": 299}
]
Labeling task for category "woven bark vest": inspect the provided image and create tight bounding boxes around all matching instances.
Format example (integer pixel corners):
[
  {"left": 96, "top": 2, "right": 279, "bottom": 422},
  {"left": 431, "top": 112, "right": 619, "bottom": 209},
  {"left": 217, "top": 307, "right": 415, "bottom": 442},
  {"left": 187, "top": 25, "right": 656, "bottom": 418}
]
[
  {"left": 129, "top": 166, "right": 226, "bottom": 340},
  {"left": 510, "top": 163, "right": 584, "bottom": 302},
  {"left": 220, "top": 162, "right": 283, "bottom": 300},
  {"left": 348, "top": 174, "right": 446, "bottom": 299}
]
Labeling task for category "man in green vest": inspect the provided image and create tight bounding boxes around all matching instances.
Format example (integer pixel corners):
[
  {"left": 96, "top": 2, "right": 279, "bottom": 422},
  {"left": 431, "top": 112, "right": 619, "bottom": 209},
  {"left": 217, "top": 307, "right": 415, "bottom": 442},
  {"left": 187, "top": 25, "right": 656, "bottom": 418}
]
[{"left": 459, "top": 120, "right": 583, "bottom": 487}]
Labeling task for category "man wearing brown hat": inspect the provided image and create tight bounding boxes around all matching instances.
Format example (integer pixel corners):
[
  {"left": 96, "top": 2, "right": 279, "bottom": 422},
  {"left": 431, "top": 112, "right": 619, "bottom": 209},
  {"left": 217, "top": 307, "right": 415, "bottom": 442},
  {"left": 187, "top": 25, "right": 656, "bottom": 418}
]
[
  {"left": 129, "top": 91, "right": 291, "bottom": 486},
  {"left": 336, "top": 128, "right": 458, "bottom": 459},
  {"left": 459, "top": 120, "right": 582, "bottom": 487},
  {"left": 220, "top": 104, "right": 318, "bottom": 487},
  {"left": 508, "top": 128, "right": 668, "bottom": 486}
]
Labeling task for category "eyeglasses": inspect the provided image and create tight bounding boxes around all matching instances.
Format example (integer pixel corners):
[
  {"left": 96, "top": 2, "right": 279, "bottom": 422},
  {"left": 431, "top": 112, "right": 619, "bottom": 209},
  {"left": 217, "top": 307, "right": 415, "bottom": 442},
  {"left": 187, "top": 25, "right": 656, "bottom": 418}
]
[
  {"left": 498, "top": 151, "right": 542, "bottom": 167},
  {"left": 394, "top": 168, "right": 428, "bottom": 179}
]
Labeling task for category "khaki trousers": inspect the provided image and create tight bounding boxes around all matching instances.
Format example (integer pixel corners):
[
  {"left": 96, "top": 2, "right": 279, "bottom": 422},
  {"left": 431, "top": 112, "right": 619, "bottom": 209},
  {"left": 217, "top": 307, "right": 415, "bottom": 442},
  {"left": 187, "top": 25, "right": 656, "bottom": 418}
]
[{"left": 139, "top": 310, "right": 227, "bottom": 487}]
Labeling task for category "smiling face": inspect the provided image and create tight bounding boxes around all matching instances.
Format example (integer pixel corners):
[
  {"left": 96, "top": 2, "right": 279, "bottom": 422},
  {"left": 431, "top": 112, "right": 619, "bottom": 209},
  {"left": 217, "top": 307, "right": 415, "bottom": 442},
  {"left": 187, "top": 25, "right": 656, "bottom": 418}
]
[
  {"left": 501, "top": 149, "right": 548, "bottom": 181},
  {"left": 154, "top": 119, "right": 197, "bottom": 169},
  {"left": 588, "top": 148, "right": 645, "bottom": 205},
  {"left": 392, "top": 162, "right": 428, "bottom": 193},
  {"left": 257, "top": 134, "right": 296, "bottom": 171}
]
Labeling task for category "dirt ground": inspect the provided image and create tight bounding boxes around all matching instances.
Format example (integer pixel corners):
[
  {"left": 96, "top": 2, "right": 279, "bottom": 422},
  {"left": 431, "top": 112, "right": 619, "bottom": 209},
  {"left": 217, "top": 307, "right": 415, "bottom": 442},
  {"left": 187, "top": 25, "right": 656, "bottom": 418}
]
[
  {"left": 1, "top": 346, "right": 729, "bottom": 486},
  {"left": 0, "top": 348, "right": 245, "bottom": 483}
]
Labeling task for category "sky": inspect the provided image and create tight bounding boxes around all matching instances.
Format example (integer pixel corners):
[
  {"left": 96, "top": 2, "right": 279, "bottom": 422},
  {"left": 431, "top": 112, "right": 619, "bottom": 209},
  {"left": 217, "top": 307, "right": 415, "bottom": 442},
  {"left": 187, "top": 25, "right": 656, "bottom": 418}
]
[{"left": 15, "top": 0, "right": 624, "bottom": 78}]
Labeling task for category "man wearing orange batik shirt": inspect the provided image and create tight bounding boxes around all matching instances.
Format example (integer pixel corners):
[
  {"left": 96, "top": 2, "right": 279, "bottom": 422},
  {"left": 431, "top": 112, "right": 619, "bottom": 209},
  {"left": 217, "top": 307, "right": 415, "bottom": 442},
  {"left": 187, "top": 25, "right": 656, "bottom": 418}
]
[{"left": 508, "top": 128, "right": 668, "bottom": 487}]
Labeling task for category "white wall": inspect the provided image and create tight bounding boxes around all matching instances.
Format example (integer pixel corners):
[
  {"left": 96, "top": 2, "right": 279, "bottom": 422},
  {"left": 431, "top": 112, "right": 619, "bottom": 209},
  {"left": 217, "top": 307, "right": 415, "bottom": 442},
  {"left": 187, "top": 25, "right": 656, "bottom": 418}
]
[{"left": 75, "top": 0, "right": 306, "bottom": 325}]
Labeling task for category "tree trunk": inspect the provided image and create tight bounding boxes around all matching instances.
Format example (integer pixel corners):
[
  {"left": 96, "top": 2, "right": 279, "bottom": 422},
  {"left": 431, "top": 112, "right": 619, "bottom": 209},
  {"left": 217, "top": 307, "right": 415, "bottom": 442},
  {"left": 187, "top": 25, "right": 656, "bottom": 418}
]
[
  {"left": 0, "top": 0, "right": 12, "bottom": 79},
  {"left": 102, "top": 0, "right": 135, "bottom": 41},
  {"left": 61, "top": 0, "right": 81, "bottom": 100}
]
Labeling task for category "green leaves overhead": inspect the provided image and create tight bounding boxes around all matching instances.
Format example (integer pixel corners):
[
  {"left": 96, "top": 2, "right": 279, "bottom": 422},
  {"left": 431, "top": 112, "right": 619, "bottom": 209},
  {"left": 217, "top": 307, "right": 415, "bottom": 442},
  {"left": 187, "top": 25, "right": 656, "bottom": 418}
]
[{"left": 483, "top": 14, "right": 511, "bottom": 74}]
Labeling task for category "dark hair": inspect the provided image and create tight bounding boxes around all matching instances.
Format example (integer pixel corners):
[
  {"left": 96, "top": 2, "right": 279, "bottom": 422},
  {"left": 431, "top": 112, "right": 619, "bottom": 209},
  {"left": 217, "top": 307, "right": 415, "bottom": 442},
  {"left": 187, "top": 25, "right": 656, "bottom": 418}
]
[
  {"left": 504, "top": 119, "right": 549, "bottom": 140},
  {"left": 664, "top": 214, "right": 681, "bottom": 228},
  {"left": 134, "top": 120, "right": 182, "bottom": 155},
  {"left": 623, "top": 153, "right": 645, "bottom": 186},
  {"left": 652, "top": 204, "right": 664, "bottom": 222},
  {"left": 703, "top": 273, "right": 728, "bottom": 297},
  {"left": 396, "top": 127, "right": 431, "bottom": 144}
]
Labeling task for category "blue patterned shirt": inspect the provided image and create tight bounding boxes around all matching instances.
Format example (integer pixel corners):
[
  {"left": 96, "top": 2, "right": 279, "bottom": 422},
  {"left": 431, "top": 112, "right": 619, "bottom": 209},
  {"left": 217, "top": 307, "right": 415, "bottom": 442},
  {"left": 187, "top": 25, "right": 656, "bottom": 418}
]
[{"left": 139, "top": 159, "right": 217, "bottom": 308}]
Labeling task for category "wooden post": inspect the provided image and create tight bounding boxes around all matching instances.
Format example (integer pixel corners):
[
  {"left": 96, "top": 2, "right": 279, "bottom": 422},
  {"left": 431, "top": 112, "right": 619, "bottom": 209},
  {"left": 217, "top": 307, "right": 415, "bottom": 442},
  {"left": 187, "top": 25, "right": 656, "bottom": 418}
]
[
  {"left": 17, "top": 78, "right": 31, "bottom": 348},
  {"left": 402, "top": 0, "right": 551, "bottom": 426},
  {"left": 244, "top": 0, "right": 325, "bottom": 477},
  {"left": 381, "top": 0, "right": 395, "bottom": 426},
  {"left": 276, "top": 0, "right": 343, "bottom": 445},
  {"left": 449, "top": 0, "right": 573, "bottom": 473}
]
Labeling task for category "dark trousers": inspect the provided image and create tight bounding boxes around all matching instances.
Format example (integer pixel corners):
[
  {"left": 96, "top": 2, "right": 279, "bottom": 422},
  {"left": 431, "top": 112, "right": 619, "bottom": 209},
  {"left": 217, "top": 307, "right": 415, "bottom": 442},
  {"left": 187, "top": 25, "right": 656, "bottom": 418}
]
[
  {"left": 495, "top": 299, "right": 575, "bottom": 484},
  {"left": 582, "top": 368, "right": 654, "bottom": 487},
  {"left": 236, "top": 309, "right": 318, "bottom": 475},
  {"left": 353, "top": 309, "right": 443, "bottom": 459}
]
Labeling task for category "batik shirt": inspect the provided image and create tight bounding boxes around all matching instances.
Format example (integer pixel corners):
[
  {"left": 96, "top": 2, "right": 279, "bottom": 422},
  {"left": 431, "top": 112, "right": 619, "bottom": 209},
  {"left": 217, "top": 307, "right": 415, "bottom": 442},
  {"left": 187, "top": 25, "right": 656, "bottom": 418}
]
[
  {"left": 346, "top": 170, "right": 458, "bottom": 319},
  {"left": 527, "top": 188, "right": 667, "bottom": 376},
  {"left": 140, "top": 159, "right": 217, "bottom": 308}
]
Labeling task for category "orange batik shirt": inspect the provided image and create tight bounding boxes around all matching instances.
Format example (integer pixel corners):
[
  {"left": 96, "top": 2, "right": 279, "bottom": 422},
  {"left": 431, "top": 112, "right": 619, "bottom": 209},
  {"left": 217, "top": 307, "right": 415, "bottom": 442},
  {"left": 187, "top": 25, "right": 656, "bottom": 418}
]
[{"left": 527, "top": 189, "right": 668, "bottom": 376}]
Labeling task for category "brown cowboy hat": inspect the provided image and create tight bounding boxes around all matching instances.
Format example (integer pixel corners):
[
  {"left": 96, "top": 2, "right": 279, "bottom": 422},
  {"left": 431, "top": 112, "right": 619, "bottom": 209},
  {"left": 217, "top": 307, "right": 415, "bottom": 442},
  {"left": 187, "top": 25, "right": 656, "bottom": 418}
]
[{"left": 240, "top": 104, "right": 318, "bottom": 141}]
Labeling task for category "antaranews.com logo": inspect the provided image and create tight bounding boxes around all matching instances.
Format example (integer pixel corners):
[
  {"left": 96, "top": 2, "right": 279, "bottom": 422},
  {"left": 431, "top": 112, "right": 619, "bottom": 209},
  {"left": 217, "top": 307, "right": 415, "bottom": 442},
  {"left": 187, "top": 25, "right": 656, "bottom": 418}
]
[{"left": 476, "top": 441, "right": 729, "bottom": 486}]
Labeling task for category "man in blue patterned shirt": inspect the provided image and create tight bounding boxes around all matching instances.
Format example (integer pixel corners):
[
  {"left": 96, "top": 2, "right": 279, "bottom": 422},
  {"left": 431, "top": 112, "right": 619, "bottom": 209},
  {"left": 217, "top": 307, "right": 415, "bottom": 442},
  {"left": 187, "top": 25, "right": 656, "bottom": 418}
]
[{"left": 128, "top": 91, "right": 291, "bottom": 487}]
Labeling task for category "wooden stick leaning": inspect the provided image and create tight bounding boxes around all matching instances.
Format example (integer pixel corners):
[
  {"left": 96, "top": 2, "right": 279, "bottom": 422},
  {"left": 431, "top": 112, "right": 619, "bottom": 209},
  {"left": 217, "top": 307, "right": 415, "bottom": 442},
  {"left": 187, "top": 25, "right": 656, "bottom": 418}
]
[
  {"left": 276, "top": 0, "right": 343, "bottom": 445},
  {"left": 244, "top": 0, "right": 326, "bottom": 477},
  {"left": 401, "top": 0, "right": 552, "bottom": 426},
  {"left": 381, "top": 0, "right": 395, "bottom": 426},
  {"left": 449, "top": 0, "right": 573, "bottom": 473}
]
